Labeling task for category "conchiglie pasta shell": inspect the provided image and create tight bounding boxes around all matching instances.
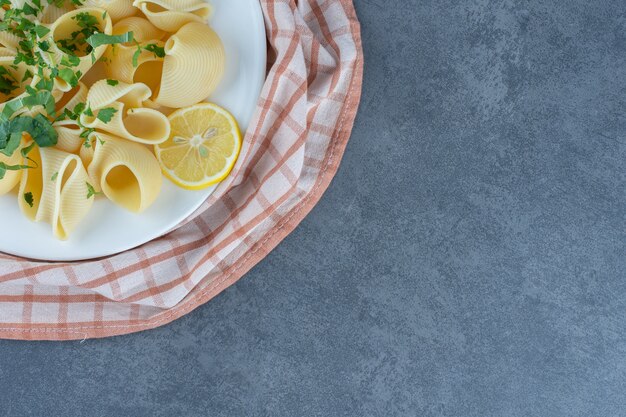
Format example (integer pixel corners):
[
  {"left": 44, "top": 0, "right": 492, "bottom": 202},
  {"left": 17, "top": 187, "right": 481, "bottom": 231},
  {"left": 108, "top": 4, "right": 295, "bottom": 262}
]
[
  {"left": 0, "top": 31, "right": 19, "bottom": 51},
  {"left": 0, "top": 139, "right": 25, "bottom": 196},
  {"left": 17, "top": 143, "right": 42, "bottom": 221},
  {"left": 0, "top": 48, "right": 14, "bottom": 57},
  {"left": 0, "top": 60, "right": 60, "bottom": 118},
  {"left": 113, "top": 16, "right": 165, "bottom": 42},
  {"left": 0, "top": 82, "right": 63, "bottom": 118},
  {"left": 81, "top": 0, "right": 138, "bottom": 22},
  {"left": 133, "top": 0, "right": 212, "bottom": 32},
  {"left": 53, "top": 120, "right": 84, "bottom": 153},
  {"left": 104, "top": 41, "right": 165, "bottom": 91},
  {"left": 0, "top": 10, "right": 19, "bottom": 50},
  {"left": 18, "top": 145, "right": 93, "bottom": 240},
  {"left": 81, "top": 80, "right": 170, "bottom": 144},
  {"left": 41, "top": 1, "right": 76, "bottom": 24},
  {"left": 79, "top": 142, "right": 95, "bottom": 168},
  {"left": 55, "top": 164, "right": 94, "bottom": 240},
  {"left": 55, "top": 81, "right": 88, "bottom": 113},
  {"left": 80, "top": 60, "right": 110, "bottom": 88},
  {"left": 104, "top": 44, "right": 141, "bottom": 84},
  {"left": 0, "top": 56, "right": 31, "bottom": 102},
  {"left": 87, "top": 132, "right": 162, "bottom": 213},
  {"left": 155, "top": 22, "right": 225, "bottom": 108},
  {"left": 86, "top": 79, "right": 151, "bottom": 109},
  {"left": 40, "top": 7, "right": 113, "bottom": 92},
  {"left": 81, "top": 101, "right": 170, "bottom": 144}
]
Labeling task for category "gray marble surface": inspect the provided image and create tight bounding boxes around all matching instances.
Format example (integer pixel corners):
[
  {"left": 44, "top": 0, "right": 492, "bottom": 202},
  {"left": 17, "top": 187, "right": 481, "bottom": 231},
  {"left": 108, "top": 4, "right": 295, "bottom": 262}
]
[{"left": 0, "top": 1, "right": 624, "bottom": 416}]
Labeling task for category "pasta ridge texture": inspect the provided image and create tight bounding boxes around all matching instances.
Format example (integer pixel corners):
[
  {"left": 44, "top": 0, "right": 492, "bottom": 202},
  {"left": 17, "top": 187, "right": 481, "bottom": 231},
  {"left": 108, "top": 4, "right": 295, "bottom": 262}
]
[
  {"left": 53, "top": 120, "right": 84, "bottom": 153},
  {"left": 155, "top": 22, "right": 225, "bottom": 108},
  {"left": 80, "top": 80, "right": 171, "bottom": 144},
  {"left": 41, "top": 1, "right": 76, "bottom": 24},
  {"left": 132, "top": 0, "right": 213, "bottom": 32},
  {"left": 104, "top": 40, "right": 165, "bottom": 93},
  {"left": 18, "top": 145, "right": 94, "bottom": 240},
  {"left": 0, "top": 56, "right": 31, "bottom": 102},
  {"left": 112, "top": 16, "right": 166, "bottom": 42},
  {"left": 55, "top": 81, "right": 89, "bottom": 113},
  {"left": 81, "top": 0, "right": 137, "bottom": 22},
  {"left": 86, "top": 132, "right": 162, "bottom": 213},
  {"left": 39, "top": 7, "right": 113, "bottom": 92},
  {"left": 0, "top": 138, "right": 25, "bottom": 196},
  {"left": 0, "top": 0, "right": 228, "bottom": 240}
]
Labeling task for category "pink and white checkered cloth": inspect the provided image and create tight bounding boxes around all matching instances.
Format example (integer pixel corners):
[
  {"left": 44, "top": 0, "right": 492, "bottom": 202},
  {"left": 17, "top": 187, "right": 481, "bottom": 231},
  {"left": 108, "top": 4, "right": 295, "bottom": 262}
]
[{"left": 0, "top": 0, "right": 363, "bottom": 340}]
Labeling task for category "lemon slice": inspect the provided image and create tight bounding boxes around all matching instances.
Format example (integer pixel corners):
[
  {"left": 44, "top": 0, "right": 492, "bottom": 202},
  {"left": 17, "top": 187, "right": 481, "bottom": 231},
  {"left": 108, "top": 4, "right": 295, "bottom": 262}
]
[{"left": 155, "top": 103, "right": 242, "bottom": 190}]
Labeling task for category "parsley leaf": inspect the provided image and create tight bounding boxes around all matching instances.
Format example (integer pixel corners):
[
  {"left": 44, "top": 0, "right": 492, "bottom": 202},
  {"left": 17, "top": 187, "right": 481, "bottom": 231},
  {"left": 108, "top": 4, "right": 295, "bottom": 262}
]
[
  {"left": 35, "top": 77, "right": 54, "bottom": 92},
  {"left": 86, "top": 182, "right": 102, "bottom": 199},
  {"left": 131, "top": 42, "right": 165, "bottom": 68},
  {"left": 21, "top": 3, "right": 38, "bottom": 16},
  {"left": 72, "top": 102, "right": 86, "bottom": 117},
  {"left": 16, "top": 114, "right": 58, "bottom": 148},
  {"left": 60, "top": 54, "right": 80, "bottom": 67},
  {"left": 106, "top": 79, "right": 119, "bottom": 86},
  {"left": 0, "top": 114, "right": 58, "bottom": 156},
  {"left": 74, "top": 12, "right": 99, "bottom": 30},
  {"left": 0, "top": 128, "right": 22, "bottom": 156},
  {"left": 96, "top": 107, "right": 117, "bottom": 123},
  {"left": 58, "top": 67, "right": 79, "bottom": 87},
  {"left": 143, "top": 43, "right": 165, "bottom": 58},
  {"left": 23, "top": 192, "right": 34, "bottom": 207},
  {"left": 132, "top": 48, "right": 141, "bottom": 67},
  {"left": 33, "top": 25, "right": 50, "bottom": 38},
  {"left": 0, "top": 69, "right": 18, "bottom": 95},
  {"left": 21, "top": 69, "right": 33, "bottom": 82},
  {"left": 86, "top": 31, "right": 134, "bottom": 48},
  {"left": 56, "top": 12, "right": 100, "bottom": 55},
  {"left": 0, "top": 160, "right": 32, "bottom": 180}
]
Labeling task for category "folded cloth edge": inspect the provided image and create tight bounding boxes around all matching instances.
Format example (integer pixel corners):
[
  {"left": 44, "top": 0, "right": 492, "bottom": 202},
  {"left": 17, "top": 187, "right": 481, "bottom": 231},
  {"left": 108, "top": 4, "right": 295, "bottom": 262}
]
[{"left": 0, "top": 0, "right": 364, "bottom": 340}]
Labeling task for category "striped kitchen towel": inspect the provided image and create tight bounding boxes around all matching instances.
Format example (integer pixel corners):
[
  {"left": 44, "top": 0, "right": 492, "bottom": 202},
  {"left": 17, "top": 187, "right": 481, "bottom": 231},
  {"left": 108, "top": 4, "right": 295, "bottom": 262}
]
[{"left": 0, "top": 0, "right": 363, "bottom": 340}]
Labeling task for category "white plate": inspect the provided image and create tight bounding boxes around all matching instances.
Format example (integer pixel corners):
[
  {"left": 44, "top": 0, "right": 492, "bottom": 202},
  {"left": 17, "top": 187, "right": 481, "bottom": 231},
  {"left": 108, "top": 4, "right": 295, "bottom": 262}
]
[{"left": 0, "top": 0, "right": 266, "bottom": 261}]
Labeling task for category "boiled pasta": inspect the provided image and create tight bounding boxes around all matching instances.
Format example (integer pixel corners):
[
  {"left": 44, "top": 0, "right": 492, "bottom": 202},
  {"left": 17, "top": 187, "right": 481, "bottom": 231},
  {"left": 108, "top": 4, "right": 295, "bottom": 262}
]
[
  {"left": 81, "top": 0, "right": 137, "bottom": 22},
  {"left": 112, "top": 16, "right": 166, "bottom": 42},
  {"left": 53, "top": 120, "right": 84, "bottom": 153},
  {"left": 86, "top": 132, "right": 162, "bottom": 213},
  {"left": 39, "top": 8, "right": 113, "bottom": 91},
  {"left": 0, "top": 0, "right": 230, "bottom": 240},
  {"left": 55, "top": 82, "right": 89, "bottom": 113},
  {"left": 41, "top": 1, "right": 75, "bottom": 24},
  {"left": 0, "top": 138, "right": 25, "bottom": 195},
  {"left": 105, "top": 40, "right": 166, "bottom": 96},
  {"left": 132, "top": 0, "right": 212, "bottom": 32},
  {"left": 155, "top": 22, "right": 225, "bottom": 108},
  {"left": 18, "top": 145, "right": 93, "bottom": 240},
  {"left": 80, "top": 80, "right": 170, "bottom": 144}
]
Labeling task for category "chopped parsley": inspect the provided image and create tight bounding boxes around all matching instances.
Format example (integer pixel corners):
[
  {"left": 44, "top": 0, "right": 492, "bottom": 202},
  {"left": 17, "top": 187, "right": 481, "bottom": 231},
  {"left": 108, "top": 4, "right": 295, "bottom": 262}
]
[
  {"left": 86, "top": 182, "right": 102, "bottom": 199},
  {"left": 0, "top": 160, "right": 31, "bottom": 180},
  {"left": 132, "top": 42, "right": 166, "bottom": 67},
  {"left": 87, "top": 31, "right": 134, "bottom": 49},
  {"left": 0, "top": 114, "right": 58, "bottom": 155},
  {"left": 0, "top": 66, "right": 19, "bottom": 95},
  {"left": 23, "top": 191, "right": 34, "bottom": 207},
  {"left": 57, "top": 67, "right": 81, "bottom": 87},
  {"left": 0, "top": 0, "right": 131, "bottom": 177},
  {"left": 56, "top": 12, "right": 100, "bottom": 55},
  {"left": 96, "top": 107, "right": 117, "bottom": 123}
]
